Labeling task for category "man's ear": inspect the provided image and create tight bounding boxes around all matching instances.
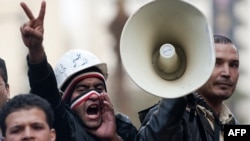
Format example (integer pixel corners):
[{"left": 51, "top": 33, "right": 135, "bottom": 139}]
[
  {"left": 50, "top": 129, "right": 56, "bottom": 141},
  {"left": 5, "top": 83, "right": 10, "bottom": 98}
]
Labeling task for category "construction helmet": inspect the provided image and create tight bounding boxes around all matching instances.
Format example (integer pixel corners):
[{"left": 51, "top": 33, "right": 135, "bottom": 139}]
[{"left": 54, "top": 49, "right": 108, "bottom": 92}]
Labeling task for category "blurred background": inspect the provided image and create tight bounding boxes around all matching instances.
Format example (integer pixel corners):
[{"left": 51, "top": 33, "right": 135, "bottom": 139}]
[{"left": 0, "top": 0, "right": 249, "bottom": 128}]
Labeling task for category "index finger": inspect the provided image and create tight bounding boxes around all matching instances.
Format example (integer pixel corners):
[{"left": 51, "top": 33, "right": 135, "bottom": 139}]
[
  {"left": 37, "top": 1, "right": 46, "bottom": 22},
  {"left": 101, "top": 93, "right": 112, "bottom": 104},
  {"left": 20, "top": 2, "right": 35, "bottom": 20}
]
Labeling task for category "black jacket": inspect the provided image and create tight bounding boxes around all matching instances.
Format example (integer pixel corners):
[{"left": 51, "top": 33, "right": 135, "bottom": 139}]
[
  {"left": 27, "top": 56, "right": 137, "bottom": 141},
  {"left": 136, "top": 94, "right": 238, "bottom": 141}
]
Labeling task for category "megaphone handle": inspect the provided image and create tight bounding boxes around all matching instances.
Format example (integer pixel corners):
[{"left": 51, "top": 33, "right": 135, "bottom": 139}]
[{"left": 186, "top": 93, "right": 196, "bottom": 122}]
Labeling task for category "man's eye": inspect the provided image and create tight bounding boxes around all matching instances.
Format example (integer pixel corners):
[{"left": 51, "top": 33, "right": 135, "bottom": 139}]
[
  {"left": 75, "top": 86, "right": 88, "bottom": 92},
  {"left": 95, "top": 87, "right": 105, "bottom": 93},
  {"left": 78, "top": 88, "right": 86, "bottom": 92},
  {"left": 33, "top": 125, "right": 44, "bottom": 130},
  {"left": 10, "top": 128, "right": 21, "bottom": 134},
  {"left": 215, "top": 60, "right": 222, "bottom": 66},
  {"left": 230, "top": 62, "right": 239, "bottom": 68}
]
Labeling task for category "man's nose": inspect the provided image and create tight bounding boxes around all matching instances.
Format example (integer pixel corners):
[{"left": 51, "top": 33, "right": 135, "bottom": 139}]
[
  {"left": 221, "top": 64, "right": 230, "bottom": 78},
  {"left": 88, "top": 93, "right": 100, "bottom": 101},
  {"left": 22, "top": 128, "right": 33, "bottom": 140}
]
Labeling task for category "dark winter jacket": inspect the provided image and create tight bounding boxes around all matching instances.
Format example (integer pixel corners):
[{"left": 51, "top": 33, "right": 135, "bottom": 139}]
[{"left": 136, "top": 94, "right": 238, "bottom": 141}]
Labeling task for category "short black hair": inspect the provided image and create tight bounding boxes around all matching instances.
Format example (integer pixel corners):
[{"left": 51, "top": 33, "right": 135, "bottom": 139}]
[
  {"left": 213, "top": 35, "right": 238, "bottom": 56},
  {"left": 214, "top": 35, "right": 233, "bottom": 44},
  {"left": 0, "top": 94, "right": 54, "bottom": 136},
  {"left": 0, "top": 58, "right": 8, "bottom": 84}
]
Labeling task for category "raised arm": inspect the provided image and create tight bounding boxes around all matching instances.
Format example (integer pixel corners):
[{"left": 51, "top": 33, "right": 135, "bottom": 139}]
[
  {"left": 20, "top": 0, "right": 46, "bottom": 63},
  {"left": 20, "top": 1, "right": 61, "bottom": 108}
]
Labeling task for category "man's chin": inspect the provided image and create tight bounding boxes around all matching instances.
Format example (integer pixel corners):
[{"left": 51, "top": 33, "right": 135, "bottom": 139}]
[
  {"left": 85, "top": 121, "right": 102, "bottom": 129},
  {"left": 216, "top": 91, "right": 232, "bottom": 100}
]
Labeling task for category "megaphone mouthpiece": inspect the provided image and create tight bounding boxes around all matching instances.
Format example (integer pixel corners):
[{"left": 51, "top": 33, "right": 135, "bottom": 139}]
[
  {"left": 153, "top": 43, "right": 186, "bottom": 81},
  {"left": 158, "top": 44, "right": 180, "bottom": 73}
]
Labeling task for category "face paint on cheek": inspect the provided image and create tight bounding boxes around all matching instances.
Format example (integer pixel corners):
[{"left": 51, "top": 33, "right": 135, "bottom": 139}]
[{"left": 70, "top": 90, "right": 100, "bottom": 110}]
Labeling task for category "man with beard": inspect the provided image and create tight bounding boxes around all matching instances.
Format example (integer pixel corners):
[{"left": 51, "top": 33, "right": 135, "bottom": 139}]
[
  {"left": 136, "top": 35, "right": 240, "bottom": 141},
  {"left": 19, "top": 1, "right": 137, "bottom": 141}
]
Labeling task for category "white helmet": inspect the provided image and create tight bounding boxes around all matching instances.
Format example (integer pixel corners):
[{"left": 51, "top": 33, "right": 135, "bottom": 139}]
[{"left": 54, "top": 49, "right": 108, "bottom": 91}]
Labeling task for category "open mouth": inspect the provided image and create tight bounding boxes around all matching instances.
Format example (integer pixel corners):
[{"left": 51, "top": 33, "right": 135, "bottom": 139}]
[
  {"left": 87, "top": 104, "right": 100, "bottom": 115},
  {"left": 86, "top": 103, "right": 101, "bottom": 119}
]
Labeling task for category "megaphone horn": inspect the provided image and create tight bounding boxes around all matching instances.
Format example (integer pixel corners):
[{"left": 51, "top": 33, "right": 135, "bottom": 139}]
[{"left": 120, "top": 0, "right": 215, "bottom": 98}]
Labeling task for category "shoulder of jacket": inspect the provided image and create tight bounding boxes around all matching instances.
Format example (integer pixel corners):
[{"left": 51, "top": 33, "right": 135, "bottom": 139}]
[{"left": 116, "top": 112, "right": 129, "bottom": 121}]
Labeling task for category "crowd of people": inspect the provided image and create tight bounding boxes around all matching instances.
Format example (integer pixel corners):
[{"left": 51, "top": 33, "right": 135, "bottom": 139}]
[{"left": 0, "top": 1, "right": 243, "bottom": 141}]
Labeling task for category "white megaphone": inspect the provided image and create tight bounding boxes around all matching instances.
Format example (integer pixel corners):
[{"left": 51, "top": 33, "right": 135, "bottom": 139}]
[{"left": 120, "top": 0, "right": 215, "bottom": 98}]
